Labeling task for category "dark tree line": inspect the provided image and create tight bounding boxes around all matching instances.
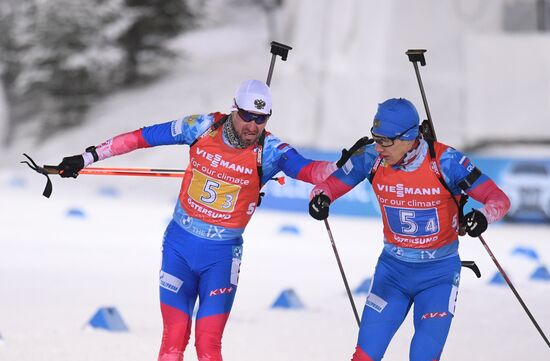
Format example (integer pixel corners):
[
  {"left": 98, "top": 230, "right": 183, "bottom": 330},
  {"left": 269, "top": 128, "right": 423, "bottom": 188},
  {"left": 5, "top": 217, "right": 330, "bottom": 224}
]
[{"left": 0, "top": 0, "right": 195, "bottom": 145}]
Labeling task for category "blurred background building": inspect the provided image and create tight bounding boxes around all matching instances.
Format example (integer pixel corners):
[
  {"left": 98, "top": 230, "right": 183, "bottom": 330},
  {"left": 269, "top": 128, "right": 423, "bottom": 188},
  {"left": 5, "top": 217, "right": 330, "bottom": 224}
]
[{"left": 0, "top": 0, "right": 549, "bottom": 154}]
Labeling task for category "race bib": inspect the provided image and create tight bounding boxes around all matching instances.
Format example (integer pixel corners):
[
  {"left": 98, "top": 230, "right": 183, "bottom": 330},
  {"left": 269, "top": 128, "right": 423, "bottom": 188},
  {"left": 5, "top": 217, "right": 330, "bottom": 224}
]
[
  {"left": 188, "top": 169, "right": 241, "bottom": 212},
  {"left": 384, "top": 206, "right": 440, "bottom": 237}
]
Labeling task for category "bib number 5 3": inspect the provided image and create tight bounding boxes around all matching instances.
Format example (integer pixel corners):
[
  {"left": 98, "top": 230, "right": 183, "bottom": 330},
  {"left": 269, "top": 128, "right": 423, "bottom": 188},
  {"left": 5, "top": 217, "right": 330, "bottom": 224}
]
[{"left": 188, "top": 169, "right": 241, "bottom": 212}]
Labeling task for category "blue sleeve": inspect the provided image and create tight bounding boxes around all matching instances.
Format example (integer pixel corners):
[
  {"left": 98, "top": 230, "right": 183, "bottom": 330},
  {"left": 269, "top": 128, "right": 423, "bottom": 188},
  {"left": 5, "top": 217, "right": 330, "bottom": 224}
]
[
  {"left": 141, "top": 113, "right": 214, "bottom": 146},
  {"left": 330, "top": 144, "right": 378, "bottom": 188},
  {"left": 277, "top": 148, "right": 314, "bottom": 178},
  {"left": 440, "top": 148, "right": 490, "bottom": 194},
  {"left": 260, "top": 134, "right": 294, "bottom": 184}
]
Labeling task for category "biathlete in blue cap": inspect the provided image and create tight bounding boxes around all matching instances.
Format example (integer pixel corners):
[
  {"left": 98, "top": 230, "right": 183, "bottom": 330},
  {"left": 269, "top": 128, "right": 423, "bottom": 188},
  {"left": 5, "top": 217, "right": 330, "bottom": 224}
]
[
  {"left": 55, "top": 80, "right": 337, "bottom": 361},
  {"left": 309, "top": 98, "right": 511, "bottom": 361}
]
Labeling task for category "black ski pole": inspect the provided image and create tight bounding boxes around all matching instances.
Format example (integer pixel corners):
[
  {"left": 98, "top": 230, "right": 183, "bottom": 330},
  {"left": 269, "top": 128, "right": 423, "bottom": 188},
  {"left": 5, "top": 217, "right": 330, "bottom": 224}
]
[
  {"left": 478, "top": 235, "right": 550, "bottom": 348},
  {"left": 266, "top": 41, "right": 292, "bottom": 86},
  {"left": 406, "top": 49, "right": 436, "bottom": 141},
  {"left": 323, "top": 218, "right": 361, "bottom": 327},
  {"left": 407, "top": 49, "right": 482, "bottom": 278},
  {"left": 255, "top": 41, "right": 292, "bottom": 207},
  {"left": 406, "top": 50, "right": 546, "bottom": 342}
]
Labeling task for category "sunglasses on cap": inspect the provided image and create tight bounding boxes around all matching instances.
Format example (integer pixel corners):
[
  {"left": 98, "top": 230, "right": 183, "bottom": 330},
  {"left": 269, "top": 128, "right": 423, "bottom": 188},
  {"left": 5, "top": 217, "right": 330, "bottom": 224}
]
[
  {"left": 370, "top": 124, "right": 417, "bottom": 147},
  {"left": 236, "top": 107, "right": 271, "bottom": 124}
]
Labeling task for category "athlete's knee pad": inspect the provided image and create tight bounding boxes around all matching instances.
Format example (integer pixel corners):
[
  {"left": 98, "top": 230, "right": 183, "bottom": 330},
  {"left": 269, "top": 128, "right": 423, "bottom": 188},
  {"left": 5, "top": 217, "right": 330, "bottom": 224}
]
[{"left": 158, "top": 303, "right": 192, "bottom": 361}]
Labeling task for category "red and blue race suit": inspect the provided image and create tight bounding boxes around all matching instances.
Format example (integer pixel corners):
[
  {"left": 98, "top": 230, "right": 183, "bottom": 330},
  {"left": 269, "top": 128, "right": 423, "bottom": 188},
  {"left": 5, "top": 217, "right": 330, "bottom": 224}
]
[
  {"left": 312, "top": 139, "right": 510, "bottom": 361},
  {"left": 91, "top": 112, "right": 336, "bottom": 361}
]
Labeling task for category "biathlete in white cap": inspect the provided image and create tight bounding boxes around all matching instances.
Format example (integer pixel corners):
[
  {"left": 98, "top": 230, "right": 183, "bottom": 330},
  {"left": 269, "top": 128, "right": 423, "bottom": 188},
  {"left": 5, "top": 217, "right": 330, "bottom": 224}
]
[
  {"left": 56, "top": 79, "right": 337, "bottom": 361},
  {"left": 309, "top": 98, "right": 511, "bottom": 361}
]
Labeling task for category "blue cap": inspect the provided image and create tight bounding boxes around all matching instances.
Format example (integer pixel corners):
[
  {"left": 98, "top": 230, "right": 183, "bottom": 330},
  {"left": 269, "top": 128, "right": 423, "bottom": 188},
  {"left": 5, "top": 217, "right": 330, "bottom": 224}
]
[{"left": 372, "top": 98, "right": 419, "bottom": 140}]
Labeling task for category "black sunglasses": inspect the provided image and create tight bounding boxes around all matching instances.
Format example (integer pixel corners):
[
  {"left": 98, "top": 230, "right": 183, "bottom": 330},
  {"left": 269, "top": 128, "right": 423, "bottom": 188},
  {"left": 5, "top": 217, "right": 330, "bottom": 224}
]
[
  {"left": 237, "top": 107, "right": 271, "bottom": 124},
  {"left": 370, "top": 124, "right": 417, "bottom": 147}
]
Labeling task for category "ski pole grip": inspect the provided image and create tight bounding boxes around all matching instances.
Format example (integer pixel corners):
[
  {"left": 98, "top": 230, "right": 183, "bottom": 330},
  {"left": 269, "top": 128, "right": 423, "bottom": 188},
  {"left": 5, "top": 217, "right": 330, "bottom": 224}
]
[
  {"left": 270, "top": 41, "right": 292, "bottom": 61},
  {"left": 43, "top": 165, "right": 62, "bottom": 174},
  {"left": 406, "top": 49, "right": 427, "bottom": 66}
]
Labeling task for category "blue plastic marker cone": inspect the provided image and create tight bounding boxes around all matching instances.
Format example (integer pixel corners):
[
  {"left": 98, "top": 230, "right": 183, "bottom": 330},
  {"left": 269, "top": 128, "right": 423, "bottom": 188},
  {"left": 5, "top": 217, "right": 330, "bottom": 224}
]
[
  {"left": 87, "top": 307, "right": 129, "bottom": 332},
  {"left": 511, "top": 246, "right": 539, "bottom": 261},
  {"left": 271, "top": 289, "right": 304, "bottom": 309},
  {"left": 489, "top": 271, "right": 506, "bottom": 285},
  {"left": 66, "top": 208, "right": 86, "bottom": 218},
  {"left": 8, "top": 177, "right": 26, "bottom": 188},
  {"left": 354, "top": 278, "right": 372, "bottom": 294},
  {"left": 278, "top": 225, "right": 300, "bottom": 235},
  {"left": 98, "top": 186, "right": 120, "bottom": 198},
  {"left": 530, "top": 265, "right": 550, "bottom": 281}
]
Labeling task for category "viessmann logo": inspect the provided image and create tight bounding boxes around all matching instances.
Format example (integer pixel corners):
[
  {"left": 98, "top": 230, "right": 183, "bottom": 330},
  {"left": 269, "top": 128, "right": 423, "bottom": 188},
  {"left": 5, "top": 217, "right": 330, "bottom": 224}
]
[
  {"left": 195, "top": 147, "right": 253, "bottom": 175},
  {"left": 376, "top": 183, "right": 441, "bottom": 198}
]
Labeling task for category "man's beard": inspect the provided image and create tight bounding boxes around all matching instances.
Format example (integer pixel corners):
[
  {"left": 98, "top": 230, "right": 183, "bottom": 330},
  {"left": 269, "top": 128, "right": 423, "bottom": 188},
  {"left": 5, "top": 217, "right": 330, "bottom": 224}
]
[{"left": 223, "top": 116, "right": 258, "bottom": 148}]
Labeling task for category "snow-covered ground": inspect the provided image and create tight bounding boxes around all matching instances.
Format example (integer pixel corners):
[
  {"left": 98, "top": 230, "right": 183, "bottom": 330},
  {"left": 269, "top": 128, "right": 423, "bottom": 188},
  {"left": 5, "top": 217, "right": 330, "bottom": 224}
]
[{"left": 0, "top": 170, "right": 549, "bottom": 361}]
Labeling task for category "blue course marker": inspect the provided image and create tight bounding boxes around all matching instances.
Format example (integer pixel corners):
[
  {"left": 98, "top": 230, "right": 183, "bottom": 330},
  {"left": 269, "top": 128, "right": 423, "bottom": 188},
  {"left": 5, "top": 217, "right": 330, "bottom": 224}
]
[
  {"left": 8, "top": 177, "right": 27, "bottom": 188},
  {"left": 271, "top": 289, "right": 305, "bottom": 309},
  {"left": 66, "top": 208, "right": 86, "bottom": 218},
  {"left": 98, "top": 186, "right": 120, "bottom": 198},
  {"left": 278, "top": 224, "right": 301, "bottom": 235},
  {"left": 511, "top": 246, "right": 539, "bottom": 261},
  {"left": 530, "top": 265, "right": 550, "bottom": 281},
  {"left": 87, "top": 307, "right": 129, "bottom": 332},
  {"left": 489, "top": 271, "right": 506, "bottom": 285}
]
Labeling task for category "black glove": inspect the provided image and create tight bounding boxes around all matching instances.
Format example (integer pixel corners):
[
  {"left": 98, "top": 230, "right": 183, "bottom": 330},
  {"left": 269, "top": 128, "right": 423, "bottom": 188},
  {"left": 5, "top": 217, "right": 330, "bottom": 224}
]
[
  {"left": 57, "top": 155, "right": 84, "bottom": 178},
  {"left": 336, "top": 137, "right": 373, "bottom": 168},
  {"left": 309, "top": 193, "right": 331, "bottom": 220},
  {"left": 336, "top": 148, "right": 352, "bottom": 168},
  {"left": 462, "top": 209, "right": 488, "bottom": 237}
]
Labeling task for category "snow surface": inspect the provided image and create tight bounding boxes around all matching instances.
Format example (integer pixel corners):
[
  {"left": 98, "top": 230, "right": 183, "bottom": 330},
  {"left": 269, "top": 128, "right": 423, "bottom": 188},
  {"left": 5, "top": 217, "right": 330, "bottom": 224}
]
[
  {"left": 1, "top": 1, "right": 550, "bottom": 360},
  {"left": 0, "top": 170, "right": 549, "bottom": 361}
]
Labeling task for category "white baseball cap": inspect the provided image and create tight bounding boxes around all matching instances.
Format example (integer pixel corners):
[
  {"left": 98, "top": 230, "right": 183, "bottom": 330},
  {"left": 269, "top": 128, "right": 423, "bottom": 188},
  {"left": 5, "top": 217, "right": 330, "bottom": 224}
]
[{"left": 233, "top": 79, "right": 272, "bottom": 115}]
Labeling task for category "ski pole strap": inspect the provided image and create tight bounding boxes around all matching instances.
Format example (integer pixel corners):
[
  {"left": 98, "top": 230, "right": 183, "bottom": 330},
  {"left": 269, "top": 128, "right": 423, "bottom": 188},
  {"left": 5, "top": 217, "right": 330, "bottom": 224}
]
[
  {"left": 336, "top": 136, "right": 373, "bottom": 168},
  {"left": 20, "top": 153, "right": 56, "bottom": 198},
  {"left": 85, "top": 145, "right": 99, "bottom": 162}
]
